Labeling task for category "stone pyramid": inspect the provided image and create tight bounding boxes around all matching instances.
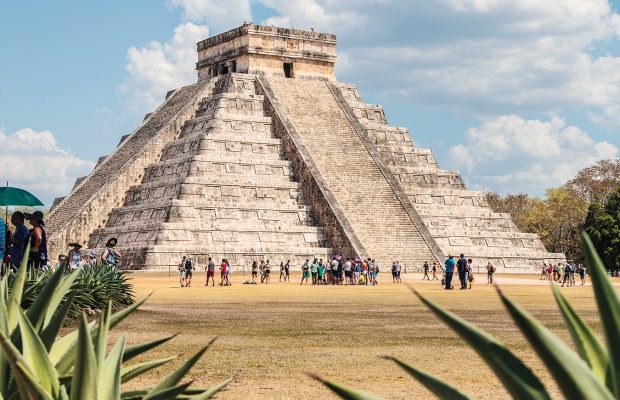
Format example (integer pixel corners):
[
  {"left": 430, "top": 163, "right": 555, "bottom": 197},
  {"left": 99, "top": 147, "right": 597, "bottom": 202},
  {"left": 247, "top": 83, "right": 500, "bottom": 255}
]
[{"left": 46, "top": 23, "right": 564, "bottom": 271}]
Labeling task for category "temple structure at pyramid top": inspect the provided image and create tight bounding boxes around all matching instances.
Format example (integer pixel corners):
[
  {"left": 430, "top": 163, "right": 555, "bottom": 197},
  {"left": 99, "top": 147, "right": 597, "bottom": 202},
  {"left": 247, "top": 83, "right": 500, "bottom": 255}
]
[
  {"left": 45, "top": 23, "right": 564, "bottom": 272},
  {"left": 196, "top": 24, "right": 337, "bottom": 81}
]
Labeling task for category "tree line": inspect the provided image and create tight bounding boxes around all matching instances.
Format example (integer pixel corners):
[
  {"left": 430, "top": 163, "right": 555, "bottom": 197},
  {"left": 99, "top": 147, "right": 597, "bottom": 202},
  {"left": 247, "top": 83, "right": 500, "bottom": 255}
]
[{"left": 485, "top": 159, "right": 620, "bottom": 266}]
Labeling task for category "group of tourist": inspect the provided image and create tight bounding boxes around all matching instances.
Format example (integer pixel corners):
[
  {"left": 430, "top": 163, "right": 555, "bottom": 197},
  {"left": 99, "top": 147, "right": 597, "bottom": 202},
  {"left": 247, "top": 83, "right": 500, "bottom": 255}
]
[
  {"left": 0, "top": 210, "right": 122, "bottom": 278},
  {"left": 175, "top": 255, "right": 401, "bottom": 287},
  {"left": 441, "top": 254, "right": 497, "bottom": 290},
  {"left": 540, "top": 261, "right": 586, "bottom": 286}
]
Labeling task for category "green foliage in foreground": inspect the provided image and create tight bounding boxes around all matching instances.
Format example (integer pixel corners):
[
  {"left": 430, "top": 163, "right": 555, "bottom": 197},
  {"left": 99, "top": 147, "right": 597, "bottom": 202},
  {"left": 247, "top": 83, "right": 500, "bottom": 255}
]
[
  {"left": 313, "top": 232, "right": 620, "bottom": 400},
  {"left": 0, "top": 244, "right": 231, "bottom": 399},
  {"left": 6, "top": 261, "right": 134, "bottom": 321}
]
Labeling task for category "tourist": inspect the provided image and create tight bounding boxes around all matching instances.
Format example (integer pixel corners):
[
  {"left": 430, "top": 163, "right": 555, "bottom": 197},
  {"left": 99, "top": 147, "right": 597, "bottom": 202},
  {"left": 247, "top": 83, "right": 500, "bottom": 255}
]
[
  {"left": 467, "top": 258, "right": 474, "bottom": 289},
  {"left": 9, "top": 211, "right": 28, "bottom": 269},
  {"left": 540, "top": 263, "right": 547, "bottom": 280},
  {"left": 300, "top": 259, "right": 310, "bottom": 285},
  {"left": 578, "top": 263, "right": 586, "bottom": 285},
  {"left": 569, "top": 261, "right": 576, "bottom": 287},
  {"left": 25, "top": 211, "right": 47, "bottom": 270},
  {"left": 561, "top": 263, "right": 571, "bottom": 287},
  {"left": 318, "top": 259, "right": 325, "bottom": 284},
  {"left": 444, "top": 255, "right": 455, "bottom": 290},
  {"left": 310, "top": 258, "right": 319, "bottom": 285},
  {"left": 553, "top": 264, "right": 559, "bottom": 282},
  {"left": 370, "top": 259, "right": 378, "bottom": 285},
  {"left": 486, "top": 262, "right": 495, "bottom": 284},
  {"left": 259, "top": 259, "right": 266, "bottom": 283},
  {"left": 205, "top": 257, "right": 216, "bottom": 286},
  {"left": 251, "top": 260, "right": 258, "bottom": 283},
  {"left": 456, "top": 254, "right": 468, "bottom": 290},
  {"left": 178, "top": 256, "right": 187, "bottom": 287},
  {"left": 184, "top": 257, "right": 195, "bottom": 287},
  {"left": 264, "top": 259, "right": 271, "bottom": 283},
  {"left": 432, "top": 262, "right": 438, "bottom": 280},
  {"left": 226, "top": 259, "right": 233, "bottom": 285},
  {"left": 423, "top": 261, "right": 430, "bottom": 280},
  {"left": 284, "top": 259, "right": 291, "bottom": 281},
  {"left": 219, "top": 259, "right": 227, "bottom": 286},
  {"left": 279, "top": 261, "right": 285, "bottom": 282},
  {"left": 336, "top": 257, "right": 344, "bottom": 284},
  {"left": 395, "top": 260, "right": 402, "bottom": 283},
  {"left": 67, "top": 243, "right": 82, "bottom": 271},
  {"left": 344, "top": 258, "right": 353, "bottom": 285},
  {"left": 101, "top": 237, "right": 121, "bottom": 268}
]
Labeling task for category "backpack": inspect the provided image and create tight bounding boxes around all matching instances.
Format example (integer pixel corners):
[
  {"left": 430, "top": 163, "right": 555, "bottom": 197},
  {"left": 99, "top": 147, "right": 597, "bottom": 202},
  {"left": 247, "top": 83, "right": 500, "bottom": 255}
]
[{"left": 185, "top": 259, "right": 193, "bottom": 271}]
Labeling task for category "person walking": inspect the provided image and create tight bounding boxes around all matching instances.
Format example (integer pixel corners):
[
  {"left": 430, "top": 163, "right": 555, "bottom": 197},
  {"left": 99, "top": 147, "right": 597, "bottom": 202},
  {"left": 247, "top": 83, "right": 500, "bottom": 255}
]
[
  {"left": 25, "top": 211, "right": 48, "bottom": 270},
  {"left": 444, "top": 255, "right": 456, "bottom": 290},
  {"left": 431, "top": 262, "right": 438, "bottom": 280},
  {"left": 486, "top": 261, "right": 495, "bottom": 284},
  {"left": 395, "top": 261, "right": 402, "bottom": 283},
  {"left": 219, "top": 259, "right": 227, "bottom": 286},
  {"left": 264, "top": 259, "right": 271, "bottom": 283},
  {"left": 467, "top": 258, "right": 474, "bottom": 289},
  {"left": 456, "top": 254, "right": 468, "bottom": 290},
  {"left": 300, "top": 259, "right": 310, "bottom": 285},
  {"left": 184, "top": 257, "right": 195, "bottom": 287},
  {"left": 9, "top": 211, "right": 29, "bottom": 270},
  {"left": 284, "top": 259, "right": 290, "bottom": 281},
  {"left": 423, "top": 261, "right": 430, "bottom": 280},
  {"left": 279, "top": 261, "right": 285, "bottom": 282},
  {"left": 259, "top": 259, "right": 266, "bottom": 283},
  {"left": 178, "top": 256, "right": 187, "bottom": 287},
  {"left": 578, "top": 263, "right": 586, "bottom": 285},
  {"left": 205, "top": 257, "right": 215, "bottom": 286}
]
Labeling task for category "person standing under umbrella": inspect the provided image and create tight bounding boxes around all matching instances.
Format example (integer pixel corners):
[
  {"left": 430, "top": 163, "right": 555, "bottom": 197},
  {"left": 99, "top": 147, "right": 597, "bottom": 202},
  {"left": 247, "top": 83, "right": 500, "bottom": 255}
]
[
  {"left": 9, "top": 212, "right": 28, "bottom": 269},
  {"left": 24, "top": 211, "right": 47, "bottom": 270}
]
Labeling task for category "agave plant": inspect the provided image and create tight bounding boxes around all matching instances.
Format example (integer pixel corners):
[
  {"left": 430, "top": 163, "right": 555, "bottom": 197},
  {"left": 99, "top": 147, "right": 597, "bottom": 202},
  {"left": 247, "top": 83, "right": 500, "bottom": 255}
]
[
  {"left": 0, "top": 244, "right": 231, "bottom": 399},
  {"left": 314, "top": 232, "right": 620, "bottom": 400},
  {"left": 9, "top": 261, "right": 134, "bottom": 321}
]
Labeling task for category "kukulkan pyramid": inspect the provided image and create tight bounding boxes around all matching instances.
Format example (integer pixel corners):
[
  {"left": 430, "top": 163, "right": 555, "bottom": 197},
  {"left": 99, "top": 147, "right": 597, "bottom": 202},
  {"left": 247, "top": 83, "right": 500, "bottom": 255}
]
[{"left": 46, "top": 24, "right": 565, "bottom": 272}]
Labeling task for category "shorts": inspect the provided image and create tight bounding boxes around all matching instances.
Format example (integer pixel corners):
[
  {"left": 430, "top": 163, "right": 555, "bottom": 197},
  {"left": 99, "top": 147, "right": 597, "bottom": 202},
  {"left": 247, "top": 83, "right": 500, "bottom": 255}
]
[
  {"left": 180, "top": 271, "right": 186, "bottom": 278},
  {"left": 304, "top": 271, "right": 310, "bottom": 278},
  {"left": 252, "top": 270, "right": 257, "bottom": 276},
  {"left": 345, "top": 270, "right": 352, "bottom": 278},
  {"left": 207, "top": 270, "right": 215, "bottom": 277},
  {"left": 185, "top": 270, "right": 193, "bottom": 277}
]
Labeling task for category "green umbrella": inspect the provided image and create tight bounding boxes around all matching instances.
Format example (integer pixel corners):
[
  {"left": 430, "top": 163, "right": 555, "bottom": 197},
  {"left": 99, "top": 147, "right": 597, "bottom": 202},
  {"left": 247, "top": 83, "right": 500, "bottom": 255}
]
[{"left": 0, "top": 186, "right": 44, "bottom": 221}]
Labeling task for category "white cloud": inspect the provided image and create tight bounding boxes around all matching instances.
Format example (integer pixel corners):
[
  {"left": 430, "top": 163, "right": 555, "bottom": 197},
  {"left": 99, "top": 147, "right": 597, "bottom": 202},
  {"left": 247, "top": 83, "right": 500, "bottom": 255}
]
[
  {"left": 0, "top": 128, "right": 95, "bottom": 205},
  {"left": 166, "top": 0, "right": 251, "bottom": 33},
  {"left": 447, "top": 115, "right": 618, "bottom": 194},
  {"left": 119, "top": 22, "right": 210, "bottom": 113},
  {"left": 259, "top": 0, "right": 620, "bottom": 124}
]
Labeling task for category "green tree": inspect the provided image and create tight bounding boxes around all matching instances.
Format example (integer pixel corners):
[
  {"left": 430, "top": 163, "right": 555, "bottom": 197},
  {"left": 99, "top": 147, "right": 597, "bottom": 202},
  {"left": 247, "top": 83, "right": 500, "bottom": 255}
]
[{"left": 585, "top": 186, "right": 620, "bottom": 269}]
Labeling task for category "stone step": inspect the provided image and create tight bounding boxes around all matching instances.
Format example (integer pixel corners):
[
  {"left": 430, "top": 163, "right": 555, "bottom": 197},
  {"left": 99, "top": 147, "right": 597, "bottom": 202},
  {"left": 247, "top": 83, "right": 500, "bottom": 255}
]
[{"left": 265, "top": 76, "right": 437, "bottom": 264}]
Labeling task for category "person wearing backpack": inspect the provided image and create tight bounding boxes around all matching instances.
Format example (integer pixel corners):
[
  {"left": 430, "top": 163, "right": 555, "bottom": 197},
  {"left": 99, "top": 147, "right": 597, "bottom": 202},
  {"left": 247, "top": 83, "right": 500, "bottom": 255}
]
[
  {"left": 184, "top": 257, "right": 195, "bottom": 287},
  {"left": 486, "top": 262, "right": 496, "bottom": 284},
  {"left": 444, "top": 255, "right": 456, "bottom": 290},
  {"left": 205, "top": 257, "right": 215, "bottom": 286}
]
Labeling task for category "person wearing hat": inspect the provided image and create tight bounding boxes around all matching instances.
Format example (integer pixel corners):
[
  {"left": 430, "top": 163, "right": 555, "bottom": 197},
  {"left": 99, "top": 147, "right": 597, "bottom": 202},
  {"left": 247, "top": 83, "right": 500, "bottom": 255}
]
[
  {"left": 101, "top": 237, "right": 121, "bottom": 267},
  {"left": 67, "top": 243, "right": 83, "bottom": 271},
  {"left": 24, "top": 210, "right": 47, "bottom": 270}
]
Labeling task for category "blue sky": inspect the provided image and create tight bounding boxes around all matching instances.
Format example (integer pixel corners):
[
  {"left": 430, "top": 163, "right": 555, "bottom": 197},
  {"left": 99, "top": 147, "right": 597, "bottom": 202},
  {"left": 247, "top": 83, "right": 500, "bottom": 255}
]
[{"left": 1, "top": 0, "right": 620, "bottom": 204}]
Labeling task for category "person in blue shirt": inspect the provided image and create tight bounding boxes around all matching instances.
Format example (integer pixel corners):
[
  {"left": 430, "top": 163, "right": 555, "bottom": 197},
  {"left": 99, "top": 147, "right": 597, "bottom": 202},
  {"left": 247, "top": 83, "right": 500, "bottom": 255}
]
[
  {"left": 9, "top": 212, "right": 29, "bottom": 269},
  {"left": 0, "top": 217, "right": 6, "bottom": 262},
  {"left": 444, "top": 255, "right": 456, "bottom": 290}
]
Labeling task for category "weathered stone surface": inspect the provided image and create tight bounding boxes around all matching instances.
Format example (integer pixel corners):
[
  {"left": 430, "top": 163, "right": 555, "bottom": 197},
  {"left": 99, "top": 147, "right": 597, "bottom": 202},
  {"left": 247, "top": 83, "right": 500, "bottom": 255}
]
[{"left": 47, "top": 24, "right": 564, "bottom": 272}]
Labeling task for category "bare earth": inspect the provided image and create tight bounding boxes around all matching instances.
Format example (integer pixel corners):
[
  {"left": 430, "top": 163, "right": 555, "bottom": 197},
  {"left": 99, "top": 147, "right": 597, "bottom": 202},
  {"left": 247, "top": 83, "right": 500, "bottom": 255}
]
[{"left": 110, "top": 271, "right": 617, "bottom": 399}]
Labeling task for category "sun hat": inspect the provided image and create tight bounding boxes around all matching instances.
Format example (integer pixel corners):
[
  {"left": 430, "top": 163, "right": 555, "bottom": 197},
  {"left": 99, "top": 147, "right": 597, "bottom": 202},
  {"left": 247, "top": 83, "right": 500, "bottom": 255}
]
[
  {"left": 105, "top": 237, "right": 118, "bottom": 248},
  {"left": 68, "top": 243, "right": 82, "bottom": 249},
  {"left": 24, "top": 210, "right": 44, "bottom": 222}
]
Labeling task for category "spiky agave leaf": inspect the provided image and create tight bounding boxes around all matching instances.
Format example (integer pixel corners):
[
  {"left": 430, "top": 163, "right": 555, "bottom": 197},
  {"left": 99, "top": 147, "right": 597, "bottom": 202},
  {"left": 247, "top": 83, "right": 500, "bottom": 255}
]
[
  {"left": 310, "top": 374, "right": 382, "bottom": 400},
  {"left": 582, "top": 232, "right": 620, "bottom": 397},
  {"left": 383, "top": 356, "right": 470, "bottom": 400},
  {"left": 98, "top": 334, "right": 126, "bottom": 400},
  {"left": 497, "top": 287, "right": 614, "bottom": 400},
  {"left": 121, "top": 357, "right": 177, "bottom": 384},
  {"left": 69, "top": 313, "right": 97, "bottom": 400},
  {"left": 551, "top": 283, "right": 609, "bottom": 381},
  {"left": 411, "top": 287, "right": 550, "bottom": 400},
  {"left": 188, "top": 377, "right": 233, "bottom": 399}
]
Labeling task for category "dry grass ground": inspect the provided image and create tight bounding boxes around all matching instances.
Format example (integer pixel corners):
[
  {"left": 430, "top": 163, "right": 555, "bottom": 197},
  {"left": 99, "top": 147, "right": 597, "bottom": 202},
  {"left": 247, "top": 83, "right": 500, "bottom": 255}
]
[{"left": 110, "top": 271, "right": 618, "bottom": 399}]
